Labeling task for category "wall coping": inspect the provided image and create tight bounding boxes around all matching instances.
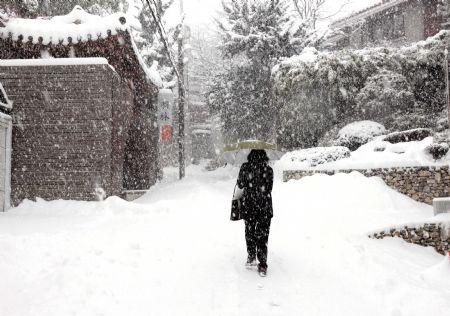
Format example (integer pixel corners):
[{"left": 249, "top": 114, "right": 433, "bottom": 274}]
[
  {"left": 284, "top": 165, "right": 450, "bottom": 174},
  {"left": 368, "top": 220, "right": 450, "bottom": 236},
  {"left": 0, "top": 60, "right": 121, "bottom": 81},
  {"left": 0, "top": 57, "right": 109, "bottom": 67}
]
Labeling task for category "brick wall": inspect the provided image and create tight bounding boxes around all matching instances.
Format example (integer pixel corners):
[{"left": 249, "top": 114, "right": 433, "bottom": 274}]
[
  {"left": 284, "top": 166, "right": 450, "bottom": 204},
  {"left": 0, "top": 63, "right": 133, "bottom": 204},
  {"left": 123, "top": 105, "right": 159, "bottom": 190}
]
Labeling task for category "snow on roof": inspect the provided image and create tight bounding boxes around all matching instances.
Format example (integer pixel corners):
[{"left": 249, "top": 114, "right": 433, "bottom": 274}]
[
  {"left": 331, "top": 0, "right": 409, "bottom": 29},
  {"left": 0, "top": 57, "right": 109, "bottom": 67},
  {"left": 0, "top": 6, "right": 163, "bottom": 88},
  {"left": 0, "top": 5, "right": 135, "bottom": 45},
  {"left": 338, "top": 121, "right": 386, "bottom": 140},
  {"left": 129, "top": 34, "right": 163, "bottom": 88}
]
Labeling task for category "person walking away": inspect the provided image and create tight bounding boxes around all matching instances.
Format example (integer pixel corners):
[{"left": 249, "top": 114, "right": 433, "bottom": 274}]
[{"left": 237, "top": 149, "right": 273, "bottom": 277}]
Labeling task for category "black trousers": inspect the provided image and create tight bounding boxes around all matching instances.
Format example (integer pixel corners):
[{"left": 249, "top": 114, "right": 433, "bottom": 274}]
[{"left": 245, "top": 218, "right": 271, "bottom": 268}]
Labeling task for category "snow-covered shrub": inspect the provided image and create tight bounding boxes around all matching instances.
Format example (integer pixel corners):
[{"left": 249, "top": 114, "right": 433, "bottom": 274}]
[
  {"left": 280, "top": 146, "right": 351, "bottom": 168},
  {"left": 426, "top": 143, "right": 449, "bottom": 160},
  {"left": 278, "top": 97, "right": 334, "bottom": 150},
  {"left": 436, "top": 109, "right": 449, "bottom": 132},
  {"left": 23, "top": 0, "right": 39, "bottom": 13},
  {"left": 335, "top": 121, "right": 386, "bottom": 151},
  {"left": 205, "top": 158, "right": 225, "bottom": 171},
  {"left": 355, "top": 71, "right": 416, "bottom": 125},
  {"left": 383, "top": 128, "right": 433, "bottom": 144},
  {"left": 273, "top": 31, "right": 448, "bottom": 150},
  {"left": 374, "top": 144, "right": 387, "bottom": 152},
  {"left": 384, "top": 109, "right": 441, "bottom": 132},
  {"left": 317, "top": 124, "right": 345, "bottom": 147}
]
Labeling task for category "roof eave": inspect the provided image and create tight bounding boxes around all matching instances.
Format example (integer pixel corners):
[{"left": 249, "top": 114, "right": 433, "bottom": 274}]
[{"left": 331, "top": 0, "right": 410, "bottom": 30}]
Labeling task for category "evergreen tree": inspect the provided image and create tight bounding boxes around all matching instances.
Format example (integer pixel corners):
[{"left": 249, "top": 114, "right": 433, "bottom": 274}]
[
  {"left": 131, "top": 0, "right": 176, "bottom": 85},
  {"left": 219, "top": 0, "right": 312, "bottom": 63},
  {"left": 210, "top": 0, "right": 315, "bottom": 144},
  {"left": 438, "top": 0, "right": 450, "bottom": 29},
  {"left": 208, "top": 59, "right": 276, "bottom": 143}
]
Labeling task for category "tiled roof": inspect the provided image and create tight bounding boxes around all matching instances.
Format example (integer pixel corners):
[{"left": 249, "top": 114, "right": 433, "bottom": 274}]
[
  {"left": 0, "top": 6, "right": 162, "bottom": 87},
  {"left": 0, "top": 5, "right": 134, "bottom": 45}
]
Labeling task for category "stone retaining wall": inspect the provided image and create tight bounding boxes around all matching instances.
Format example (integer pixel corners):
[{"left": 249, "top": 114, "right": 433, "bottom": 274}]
[
  {"left": 370, "top": 222, "right": 450, "bottom": 255},
  {"left": 284, "top": 166, "right": 450, "bottom": 204}
]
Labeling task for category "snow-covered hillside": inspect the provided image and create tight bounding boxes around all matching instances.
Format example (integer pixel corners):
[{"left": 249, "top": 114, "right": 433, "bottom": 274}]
[{"left": 0, "top": 164, "right": 449, "bottom": 315}]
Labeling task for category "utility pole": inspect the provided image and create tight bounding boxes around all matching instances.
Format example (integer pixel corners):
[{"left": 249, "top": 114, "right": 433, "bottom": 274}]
[
  {"left": 144, "top": 0, "right": 187, "bottom": 179},
  {"left": 445, "top": 49, "right": 450, "bottom": 138},
  {"left": 177, "top": 0, "right": 186, "bottom": 179}
]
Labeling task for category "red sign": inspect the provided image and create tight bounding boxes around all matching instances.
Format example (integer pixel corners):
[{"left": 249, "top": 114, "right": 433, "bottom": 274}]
[{"left": 161, "top": 125, "right": 172, "bottom": 143}]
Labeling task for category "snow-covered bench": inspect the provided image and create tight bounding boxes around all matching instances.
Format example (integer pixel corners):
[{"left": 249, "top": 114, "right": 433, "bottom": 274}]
[{"left": 434, "top": 197, "right": 450, "bottom": 216}]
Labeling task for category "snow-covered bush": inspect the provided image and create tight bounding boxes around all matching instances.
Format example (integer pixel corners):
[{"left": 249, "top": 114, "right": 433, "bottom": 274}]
[
  {"left": 279, "top": 146, "right": 351, "bottom": 168},
  {"left": 383, "top": 128, "right": 433, "bottom": 144},
  {"left": 336, "top": 121, "right": 386, "bottom": 151},
  {"left": 273, "top": 31, "right": 448, "bottom": 150},
  {"left": 300, "top": 136, "right": 448, "bottom": 170},
  {"left": 426, "top": 143, "right": 449, "bottom": 160},
  {"left": 355, "top": 71, "right": 416, "bottom": 125},
  {"left": 278, "top": 97, "right": 334, "bottom": 150},
  {"left": 436, "top": 109, "right": 449, "bottom": 132},
  {"left": 384, "top": 109, "right": 441, "bottom": 132},
  {"left": 317, "top": 124, "right": 345, "bottom": 147}
]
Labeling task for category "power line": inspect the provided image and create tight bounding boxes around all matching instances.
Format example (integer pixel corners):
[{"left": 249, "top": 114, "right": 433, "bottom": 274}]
[{"left": 142, "top": 0, "right": 184, "bottom": 89}]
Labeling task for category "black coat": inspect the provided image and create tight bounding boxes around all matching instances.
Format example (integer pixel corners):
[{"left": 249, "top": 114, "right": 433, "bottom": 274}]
[{"left": 237, "top": 161, "right": 274, "bottom": 221}]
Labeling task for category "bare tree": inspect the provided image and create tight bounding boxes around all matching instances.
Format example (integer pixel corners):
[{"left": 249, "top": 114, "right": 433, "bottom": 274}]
[
  {"left": 292, "top": 0, "right": 349, "bottom": 29},
  {"left": 292, "top": 0, "right": 324, "bottom": 29}
]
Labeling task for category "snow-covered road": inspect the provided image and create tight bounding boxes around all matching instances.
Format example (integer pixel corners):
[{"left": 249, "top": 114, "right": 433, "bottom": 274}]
[{"left": 0, "top": 165, "right": 449, "bottom": 316}]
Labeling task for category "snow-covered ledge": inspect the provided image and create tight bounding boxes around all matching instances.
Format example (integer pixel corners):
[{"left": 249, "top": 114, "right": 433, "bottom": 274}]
[
  {"left": 122, "top": 190, "right": 148, "bottom": 202},
  {"left": 369, "top": 215, "right": 450, "bottom": 255},
  {"left": 0, "top": 58, "right": 109, "bottom": 67}
]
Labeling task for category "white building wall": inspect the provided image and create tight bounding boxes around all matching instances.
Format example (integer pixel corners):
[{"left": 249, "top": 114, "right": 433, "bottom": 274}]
[
  {"left": 0, "top": 113, "right": 11, "bottom": 212},
  {"left": 404, "top": 2, "right": 425, "bottom": 43}
]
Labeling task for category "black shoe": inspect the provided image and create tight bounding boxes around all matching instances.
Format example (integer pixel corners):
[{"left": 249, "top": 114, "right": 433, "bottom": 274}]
[
  {"left": 246, "top": 256, "right": 257, "bottom": 268},
  {"left": 258, "top": 265, "right": 267, "bottom": 277}
]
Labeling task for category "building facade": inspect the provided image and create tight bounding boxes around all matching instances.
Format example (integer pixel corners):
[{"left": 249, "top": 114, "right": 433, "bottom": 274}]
[
  {"left": 327, "top": 0, "right": 443, "bottom": 50},
  {"left": 0, "top": 6, "right": 161, "bottom": 205}
]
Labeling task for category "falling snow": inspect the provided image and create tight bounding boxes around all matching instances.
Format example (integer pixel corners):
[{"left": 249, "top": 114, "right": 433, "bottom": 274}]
[{"left": 0, "top": 0, "right": 449, "bottom": 315}]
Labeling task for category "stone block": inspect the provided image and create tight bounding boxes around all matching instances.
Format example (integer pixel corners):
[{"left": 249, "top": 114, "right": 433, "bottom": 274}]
[{"left": 434, "top": 197, "right": 450, "bottom": 216}]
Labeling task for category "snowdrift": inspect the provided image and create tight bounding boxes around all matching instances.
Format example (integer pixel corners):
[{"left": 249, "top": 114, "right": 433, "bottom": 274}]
[{"left": 0, "top": 164, "right": 448, "bottom": 315}]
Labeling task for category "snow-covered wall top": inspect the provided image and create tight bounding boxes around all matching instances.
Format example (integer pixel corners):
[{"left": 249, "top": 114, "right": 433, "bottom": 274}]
[
  {"left": 277, "top": 137, "right": 450, "bottom": 171},
  {"left": 0, "top": 58, "right": 109, "bottom": 67},
  {"left": 0, "top": 5, "right": 136, "bottom": 45}
]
